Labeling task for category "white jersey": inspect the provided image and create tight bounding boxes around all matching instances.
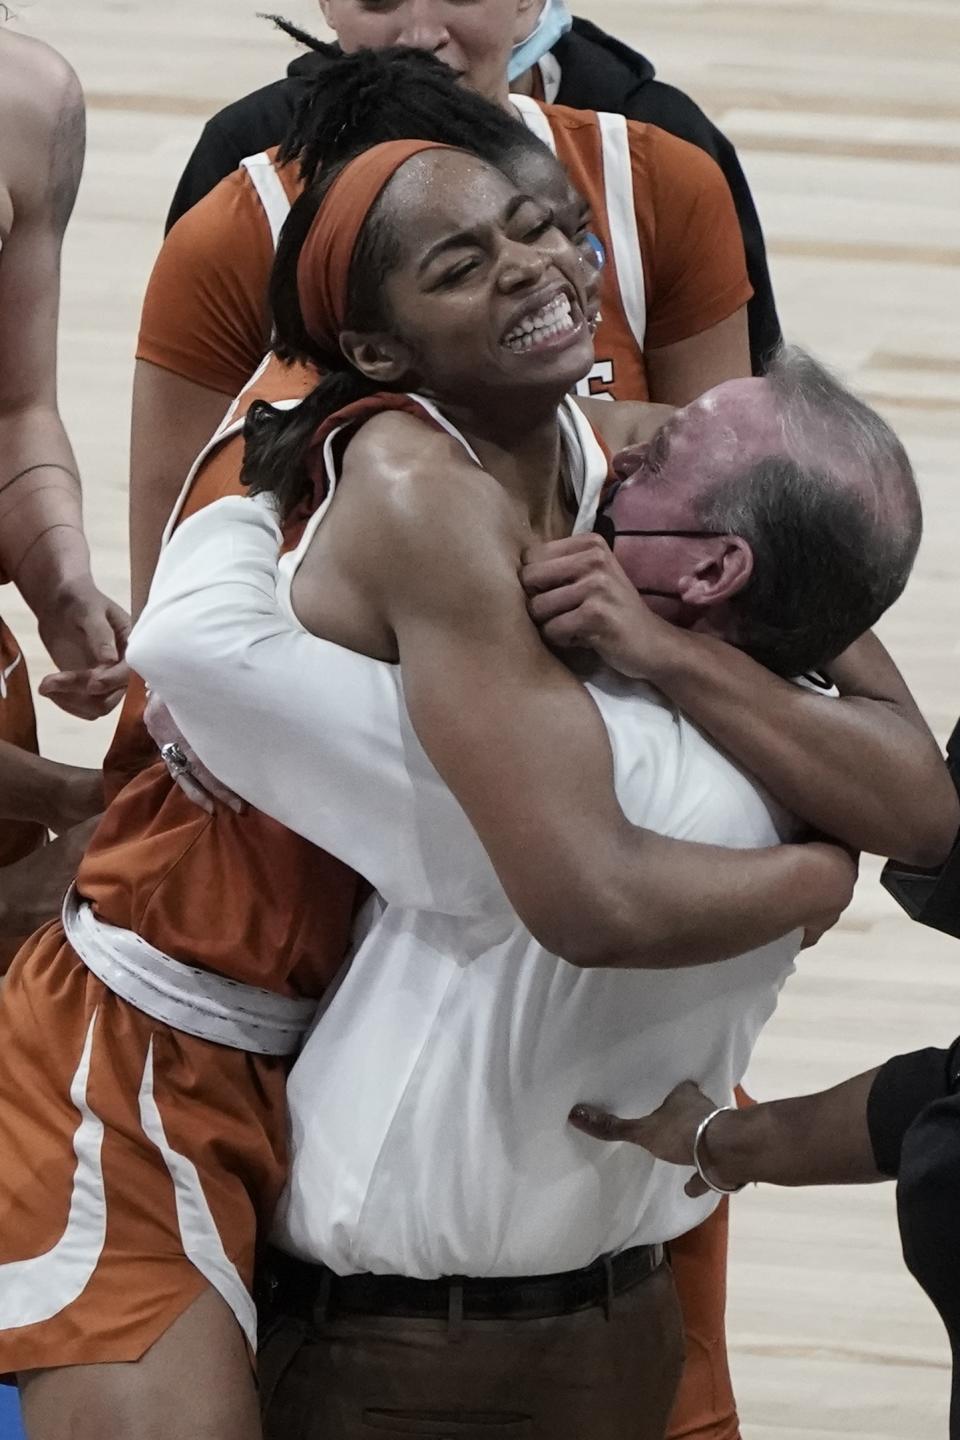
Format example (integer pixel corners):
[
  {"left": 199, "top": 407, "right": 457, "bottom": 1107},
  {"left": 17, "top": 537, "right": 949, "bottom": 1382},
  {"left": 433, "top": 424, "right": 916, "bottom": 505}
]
[{"left": 130, "top": 395, "right": 800, "bottom": 1280}]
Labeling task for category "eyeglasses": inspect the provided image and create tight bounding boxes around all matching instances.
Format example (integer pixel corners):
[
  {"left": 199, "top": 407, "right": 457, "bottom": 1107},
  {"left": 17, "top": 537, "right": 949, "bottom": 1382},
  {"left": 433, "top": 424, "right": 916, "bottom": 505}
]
[
  {"left": 581, "top": 232, "right": 606, "bottom": 273},
  {"left": 594, "top": 514, "right": 727, "bottom": 548},
  {"left": 593, "top": 515, "right": 730, "bottom": 598}
]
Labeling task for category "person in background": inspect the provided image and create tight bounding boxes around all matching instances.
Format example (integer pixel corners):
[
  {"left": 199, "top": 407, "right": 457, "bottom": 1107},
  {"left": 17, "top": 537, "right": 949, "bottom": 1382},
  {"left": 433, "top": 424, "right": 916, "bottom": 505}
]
[
  {"left": 0, "top": 23, "right": 128, "bottom": 952},
  {"left": 165, "top": 2, "right": 779, "bottom": 372},
  {"left": 571, "top": 1032, "right": 960, "bottom": 1438}
]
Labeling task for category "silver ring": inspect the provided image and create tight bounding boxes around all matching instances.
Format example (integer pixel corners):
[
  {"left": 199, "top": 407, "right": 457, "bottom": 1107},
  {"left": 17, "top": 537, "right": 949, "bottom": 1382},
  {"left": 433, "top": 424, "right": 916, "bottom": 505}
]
[{"left": 160, "top": 741, "right": 191, "bottom": 779}]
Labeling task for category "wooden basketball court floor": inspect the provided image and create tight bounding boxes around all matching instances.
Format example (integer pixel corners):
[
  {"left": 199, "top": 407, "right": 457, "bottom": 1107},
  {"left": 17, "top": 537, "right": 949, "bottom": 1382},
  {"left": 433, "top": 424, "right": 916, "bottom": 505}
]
[{"left": 2, "top": 1, "right": 959, "bottom": 1435}]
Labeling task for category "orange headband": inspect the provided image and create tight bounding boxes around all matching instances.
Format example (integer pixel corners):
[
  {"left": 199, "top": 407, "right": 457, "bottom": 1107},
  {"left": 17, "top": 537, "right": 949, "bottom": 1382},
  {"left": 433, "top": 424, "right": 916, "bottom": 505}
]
[{"left": 297, "top": 139, "right": 455, "bottom": 356}]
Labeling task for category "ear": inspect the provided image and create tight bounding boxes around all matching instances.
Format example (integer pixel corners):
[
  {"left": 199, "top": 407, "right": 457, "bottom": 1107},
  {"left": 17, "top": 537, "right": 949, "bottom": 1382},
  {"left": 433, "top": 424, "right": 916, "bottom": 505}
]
[
  {"left": 339, "top": 330, "right": 416, "bottom": 387},
  {"left": 677, "top": 537, "right": 753, "bottom": 610}
]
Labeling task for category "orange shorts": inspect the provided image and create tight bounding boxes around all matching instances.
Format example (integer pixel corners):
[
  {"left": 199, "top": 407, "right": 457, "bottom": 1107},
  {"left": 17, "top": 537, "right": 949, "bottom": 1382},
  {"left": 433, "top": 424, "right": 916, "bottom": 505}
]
[
  {"left": 667, "top": 1199, "right": 739, "bottom": 1440},
  {"left": 0, "top": 923, "right": 288, "bottom": 1374}
]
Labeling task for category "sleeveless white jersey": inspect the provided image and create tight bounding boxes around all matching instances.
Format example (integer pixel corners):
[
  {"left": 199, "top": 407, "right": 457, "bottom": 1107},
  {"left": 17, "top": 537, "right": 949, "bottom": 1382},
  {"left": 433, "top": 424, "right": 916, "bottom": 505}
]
[{"left": 131, "top": 395, "right": 800, "bottom": 1280}]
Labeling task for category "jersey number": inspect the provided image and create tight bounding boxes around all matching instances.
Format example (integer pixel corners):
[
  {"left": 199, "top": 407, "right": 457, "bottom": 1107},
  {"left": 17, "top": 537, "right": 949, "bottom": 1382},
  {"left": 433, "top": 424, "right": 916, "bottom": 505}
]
[{"left": 574, "top": 360, "right": 616, "bottom": 401}]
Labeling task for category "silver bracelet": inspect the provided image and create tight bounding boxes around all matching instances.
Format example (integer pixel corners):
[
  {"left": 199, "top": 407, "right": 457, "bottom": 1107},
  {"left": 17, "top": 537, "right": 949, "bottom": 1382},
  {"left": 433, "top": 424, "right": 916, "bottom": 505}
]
[{"left": 693, "top": 1106, "right": 745, "bottom": 1195}]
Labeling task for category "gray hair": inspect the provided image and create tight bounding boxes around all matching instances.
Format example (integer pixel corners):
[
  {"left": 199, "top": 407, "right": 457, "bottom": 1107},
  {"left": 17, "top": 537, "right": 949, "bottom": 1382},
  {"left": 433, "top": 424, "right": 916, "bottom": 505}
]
[{"left": 696, "top": 345, "right": 922, "bottom": 676}]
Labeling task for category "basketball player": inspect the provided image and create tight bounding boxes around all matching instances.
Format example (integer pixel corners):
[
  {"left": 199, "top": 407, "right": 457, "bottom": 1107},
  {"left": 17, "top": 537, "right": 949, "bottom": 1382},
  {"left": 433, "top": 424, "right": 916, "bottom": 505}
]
[{"left": 0, "top": 24, "right": 128, "bottom": 944}]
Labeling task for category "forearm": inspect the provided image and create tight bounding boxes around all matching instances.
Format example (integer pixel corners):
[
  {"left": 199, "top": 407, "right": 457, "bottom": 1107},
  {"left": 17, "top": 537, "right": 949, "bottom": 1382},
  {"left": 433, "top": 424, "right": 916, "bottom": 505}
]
[
  {"left": 0, "top": 738, "right": 100, "bottom": 832},
  {"left": 0, "top": 403, "right": 91, "bottom": 606},
  {"left": 0, "top": 815, "right": 100, "bottom": 950},
  {"left": 129, "top": 473, "right": 178, "bottom": 620},
  {"left": 590, "top": 830, "right": 849, "bottom": 970},
  {"left": 647, "top": 629, "right": 956, "bottom": 866},
  {"left": 0, "top": 739, "right": 63, "bottom": 827},
  {"left": 701, "top": 1070, "right": 884, "bottom": 1188}
]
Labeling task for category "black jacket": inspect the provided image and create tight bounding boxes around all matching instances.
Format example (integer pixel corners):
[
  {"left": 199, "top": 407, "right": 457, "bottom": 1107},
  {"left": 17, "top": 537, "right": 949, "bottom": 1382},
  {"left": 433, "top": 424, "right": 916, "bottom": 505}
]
[
  {"left": 164, "top": 18, "right": 781, "bottom": 373},
  {"left": 868, "top": 1040, "right": 960, "bottom": 1437}
]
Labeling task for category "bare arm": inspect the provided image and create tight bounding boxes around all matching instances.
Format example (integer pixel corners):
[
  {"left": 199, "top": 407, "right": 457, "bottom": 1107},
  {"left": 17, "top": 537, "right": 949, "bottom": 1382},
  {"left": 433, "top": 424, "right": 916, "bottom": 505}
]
[
  {"left": 644, "top": 308, "right": 751, "bottom": 408},
  {"left": 646, "top": 627, "right": 957, "bottom": 867},
  {"left": 571, "top": 1071, "right": 884, "bottom": 1190},
  {"left": 575, "top": 397, "right": 673, "bottom": 455},
  {"left": 296, "top": 426, "right": 854, "bottom": 970},
  {"left": 0, "top": 41, "right": 128, "bottom": 704},
  {"left": 0, "top": 738, "right": 101, "bottom": 833},
  {"left": 639, "top": 129, "right": 753, "bottom": 405},
  {"left": 128, "top": 360, "right": 232, "bottom": 616},
  {"left": 522, "top": 536, "right": 958, "bottom": 865},
  {"left": 0, "top": 816, "right": 99, "bottom": 956},
  {"left": 705, "top": 1072, "right": 884, "bottom": 1188},
  {"left": 129, "top": 466, "right": 854, "bottom": 969}
]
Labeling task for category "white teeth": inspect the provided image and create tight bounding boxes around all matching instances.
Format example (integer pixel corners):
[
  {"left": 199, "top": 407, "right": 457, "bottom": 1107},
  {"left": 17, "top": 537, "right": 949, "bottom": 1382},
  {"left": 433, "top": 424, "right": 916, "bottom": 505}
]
[{"left": 503, "top": 293, "right": 575, "bottom": 351}]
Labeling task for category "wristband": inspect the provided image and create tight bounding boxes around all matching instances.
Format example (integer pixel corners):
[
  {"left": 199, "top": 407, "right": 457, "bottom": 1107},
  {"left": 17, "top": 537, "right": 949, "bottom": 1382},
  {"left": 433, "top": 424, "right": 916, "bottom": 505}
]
[{"left": 693, "top": 1106, "right": 745, "bottom": 1195}]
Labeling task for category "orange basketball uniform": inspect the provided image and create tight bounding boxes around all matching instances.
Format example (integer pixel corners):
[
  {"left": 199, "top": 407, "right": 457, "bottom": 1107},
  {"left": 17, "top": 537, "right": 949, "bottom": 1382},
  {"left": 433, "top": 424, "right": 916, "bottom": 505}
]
[
  {"left": 0, "top": 363, "right": 358, "bottom": 1372},
  {"left": 138, "top": 103, "right": 751, "bottom": 406}
]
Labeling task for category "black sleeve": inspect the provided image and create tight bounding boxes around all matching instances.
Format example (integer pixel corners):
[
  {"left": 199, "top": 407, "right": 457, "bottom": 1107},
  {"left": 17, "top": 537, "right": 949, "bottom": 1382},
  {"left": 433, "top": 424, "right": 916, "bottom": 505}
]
[
  {"left": 867, "top": 1039, "right": 960, "bottom": 1176},
  {"left": 164, "top": 78, "right": 304, "bottom": 234},
  {"left": 612, "top": 80, "right": 782, "bottom": 373},
  {"left": 165, "top": 118, "right": 244, "bottom": 233}
]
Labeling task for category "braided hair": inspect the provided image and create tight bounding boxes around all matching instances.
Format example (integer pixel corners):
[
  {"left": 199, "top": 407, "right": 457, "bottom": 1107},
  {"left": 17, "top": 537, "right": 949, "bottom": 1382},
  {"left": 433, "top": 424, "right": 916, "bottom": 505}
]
[
  {"left": 262, "top": 22, "right": 547, "bottom": 186},
  {"left": 242, "top": 44, "right": 561, "bottom": 517}
]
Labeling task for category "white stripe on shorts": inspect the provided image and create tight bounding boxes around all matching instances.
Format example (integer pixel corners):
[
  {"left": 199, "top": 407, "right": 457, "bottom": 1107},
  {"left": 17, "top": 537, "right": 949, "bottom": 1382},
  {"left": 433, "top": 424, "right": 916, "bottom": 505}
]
[
  {"left": 0, "top": 1012, "right": 107, "bottom": 1329},
  {"left": 138, "top": 1039, "right": 258, "bottom": 1351}
]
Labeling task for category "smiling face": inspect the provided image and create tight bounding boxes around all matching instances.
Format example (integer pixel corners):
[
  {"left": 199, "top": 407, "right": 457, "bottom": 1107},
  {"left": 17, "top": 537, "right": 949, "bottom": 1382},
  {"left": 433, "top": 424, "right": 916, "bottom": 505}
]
[
  {"left": 605, "top": 377, "right": 785, "bottom": 620},
  {"left": 318, "top": 0, "right": 535, "bottom": 104},
  {"left": 505, "top": 142, "right": 602, "bottom": 328},
  {"left": 343, "top": 148, "right": 595, "bottom": 410}
]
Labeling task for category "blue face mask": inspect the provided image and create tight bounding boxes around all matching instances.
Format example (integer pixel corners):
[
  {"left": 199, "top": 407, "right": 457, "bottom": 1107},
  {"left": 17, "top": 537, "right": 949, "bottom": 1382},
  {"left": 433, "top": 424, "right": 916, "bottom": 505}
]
[{"left": 508, "top": 0, "right": 573, "bottom": 83}]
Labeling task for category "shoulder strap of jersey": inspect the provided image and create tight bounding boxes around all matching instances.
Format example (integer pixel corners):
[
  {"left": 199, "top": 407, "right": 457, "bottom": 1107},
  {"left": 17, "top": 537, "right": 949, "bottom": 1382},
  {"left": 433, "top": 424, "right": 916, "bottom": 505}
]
[
  {"left": 558, "top": 397, "right": 613, "bottom": 532},
  {"left": 512, "top": 99, "right": 648, "bottom": 355},
  {"left": 281, "top": 392, "right": 458, "bottom": 566},
  {"left": 593, "top": 113, "right": 647, "bottom": 351},
  {"left": 509, "top": 93, "right": 558, "bottom": 154},
  {"left": 240, "top": 151, "right": 293, "bottom": 252},
  {"left": 300, "top": 392, "right": 453, "bottom": 518}
]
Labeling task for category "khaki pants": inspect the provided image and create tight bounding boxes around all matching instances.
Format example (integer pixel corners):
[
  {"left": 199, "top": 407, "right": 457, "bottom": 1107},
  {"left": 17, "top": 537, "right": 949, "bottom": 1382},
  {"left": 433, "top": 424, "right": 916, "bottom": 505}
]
[{"left": 260, "top": 1260, "right": 684, "bottom": 1440}]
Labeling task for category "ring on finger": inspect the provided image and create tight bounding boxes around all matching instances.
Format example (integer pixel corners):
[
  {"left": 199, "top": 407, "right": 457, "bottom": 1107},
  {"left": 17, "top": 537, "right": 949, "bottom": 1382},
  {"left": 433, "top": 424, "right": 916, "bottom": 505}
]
[{"left": 160, "top": 741, "right": 192, "bottom": 779}]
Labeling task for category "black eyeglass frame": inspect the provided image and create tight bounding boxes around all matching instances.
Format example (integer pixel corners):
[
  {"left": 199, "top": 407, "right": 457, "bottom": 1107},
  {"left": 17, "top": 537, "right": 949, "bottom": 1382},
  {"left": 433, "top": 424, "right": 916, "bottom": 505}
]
[{"left": 594, "top": 513, "right": 729, "bottom": 548}]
